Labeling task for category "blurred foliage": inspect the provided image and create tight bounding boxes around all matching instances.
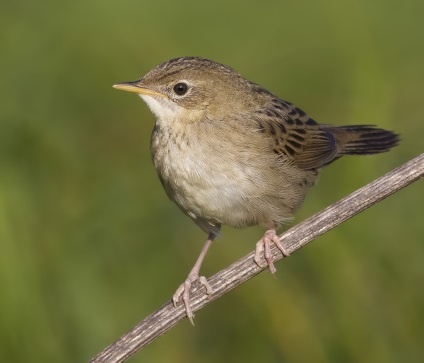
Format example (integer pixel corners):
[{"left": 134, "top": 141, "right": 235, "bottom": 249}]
[{"left": 1, "top": 0, "right": 423, "bottom": 362}]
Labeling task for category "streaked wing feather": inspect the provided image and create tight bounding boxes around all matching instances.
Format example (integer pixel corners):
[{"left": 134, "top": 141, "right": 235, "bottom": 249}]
[{"left": 256, "top": 98, "right": 338, "bottom": 170}]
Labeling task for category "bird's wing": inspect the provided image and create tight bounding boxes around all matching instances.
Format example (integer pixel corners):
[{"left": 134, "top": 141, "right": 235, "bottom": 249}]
[{"left": 255, "top": 100, "right": 338, "bottom": 170}]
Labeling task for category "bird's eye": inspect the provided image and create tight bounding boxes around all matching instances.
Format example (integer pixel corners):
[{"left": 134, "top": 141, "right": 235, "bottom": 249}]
[{"left": 173, "top": 82, "right": 189, "bottom": 96}]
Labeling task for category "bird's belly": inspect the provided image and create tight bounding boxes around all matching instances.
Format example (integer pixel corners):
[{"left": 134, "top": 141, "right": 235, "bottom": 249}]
[
  {"left": 152, "top": 142, "right": 260, "bottom": 228},
  {"left": 165, "top": 160, "right": 249, "bottom": 222}
]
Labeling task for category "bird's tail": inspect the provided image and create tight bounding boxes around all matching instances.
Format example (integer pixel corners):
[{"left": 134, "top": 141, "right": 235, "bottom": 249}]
[{"left": 324, "top": 125, "right": 400, "bottom": 156}]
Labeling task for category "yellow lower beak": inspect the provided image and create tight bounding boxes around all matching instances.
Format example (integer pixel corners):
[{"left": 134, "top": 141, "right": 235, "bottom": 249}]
[{"left": 113, "top": 82, "right": 164, "bottom": 97}]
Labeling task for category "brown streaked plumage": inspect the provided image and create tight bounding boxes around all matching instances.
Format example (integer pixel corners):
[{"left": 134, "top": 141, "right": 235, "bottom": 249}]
[{"left": 113, "top": 56, "right": 399, "bottom": 323}]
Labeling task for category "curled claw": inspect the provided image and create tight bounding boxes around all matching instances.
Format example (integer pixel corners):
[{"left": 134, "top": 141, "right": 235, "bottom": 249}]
[
  {"left": 254, "top": 229, "right": 290, "bottom": 274},
  {"left": 172, "top": 275, "right": 212, "bottom": 325}
]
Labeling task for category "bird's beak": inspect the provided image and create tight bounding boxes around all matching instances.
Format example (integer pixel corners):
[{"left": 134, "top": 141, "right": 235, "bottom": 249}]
[{"left": 113, "top": 81, "right": 165, "bottom": 97}]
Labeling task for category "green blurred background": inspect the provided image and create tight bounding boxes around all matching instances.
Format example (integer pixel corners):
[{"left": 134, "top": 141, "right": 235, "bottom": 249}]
[{"left": 1, "top": 0, "right": 423, "bottom": 362}]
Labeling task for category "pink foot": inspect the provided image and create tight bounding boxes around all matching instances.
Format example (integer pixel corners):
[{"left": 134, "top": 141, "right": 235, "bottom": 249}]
[
  {"left": 172, "top": 274, "right": 212, "bottom": 325},
  {"left": 172, "top": 233, "right": 215, "bottom": 325},
  {"left": 254, "top": 229, "right": 290, "bottom": 274}
]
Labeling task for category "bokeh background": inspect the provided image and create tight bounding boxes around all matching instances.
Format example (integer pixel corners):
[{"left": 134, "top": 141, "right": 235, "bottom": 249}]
[{"left": 1, "top": 0, "right": 423, "bottom": 362}]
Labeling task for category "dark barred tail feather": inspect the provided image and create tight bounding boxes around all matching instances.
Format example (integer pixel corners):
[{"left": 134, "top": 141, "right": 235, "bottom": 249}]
[{"left": 325, "top": 125, "right": 400, "bottom": 156}]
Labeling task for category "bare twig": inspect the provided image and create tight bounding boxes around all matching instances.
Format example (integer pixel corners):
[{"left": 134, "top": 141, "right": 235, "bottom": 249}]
[{"left": 90, "top": 153, "right": 424, "bottom": 363}]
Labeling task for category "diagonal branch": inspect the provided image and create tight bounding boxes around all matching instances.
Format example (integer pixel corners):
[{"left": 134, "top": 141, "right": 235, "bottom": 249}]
[{"left": 90, "top": 153, "right": 424, "bottom": 363}]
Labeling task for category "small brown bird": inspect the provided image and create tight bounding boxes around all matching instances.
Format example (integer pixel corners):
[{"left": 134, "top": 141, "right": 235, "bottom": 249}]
[{"left": 113, "top": 56, "right": 399, "bottom": 323}]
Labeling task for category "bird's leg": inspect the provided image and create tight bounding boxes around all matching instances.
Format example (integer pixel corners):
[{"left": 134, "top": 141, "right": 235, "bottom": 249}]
[
  {"left": 254, "top": 229, "right": 290, "bottom": 274},
  {"left": 172, "top": 233, "right": 215, "bottom": 324}
]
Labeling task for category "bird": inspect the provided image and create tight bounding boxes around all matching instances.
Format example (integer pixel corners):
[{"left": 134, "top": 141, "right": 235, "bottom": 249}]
[{"left": 113, "top": 56, "right": 399, "bottom": 323}]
